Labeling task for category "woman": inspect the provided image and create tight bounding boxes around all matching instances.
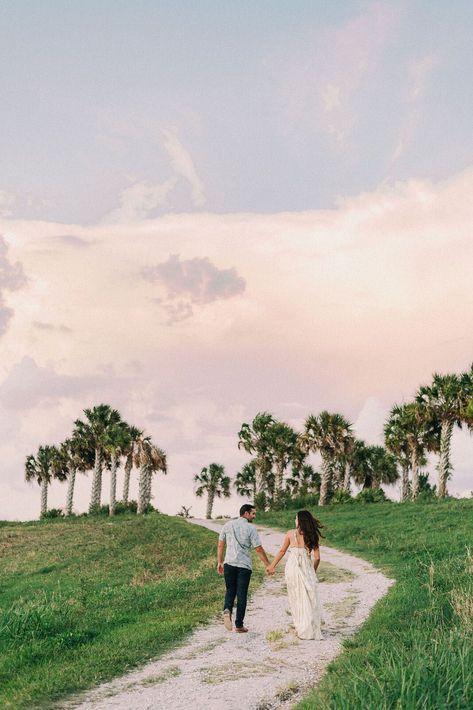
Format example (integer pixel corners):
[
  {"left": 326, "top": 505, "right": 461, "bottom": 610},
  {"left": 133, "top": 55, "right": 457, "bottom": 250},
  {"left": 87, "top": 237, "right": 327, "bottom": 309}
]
[{"left": 267, "top": 509, "right": 323, "bottom": 640}]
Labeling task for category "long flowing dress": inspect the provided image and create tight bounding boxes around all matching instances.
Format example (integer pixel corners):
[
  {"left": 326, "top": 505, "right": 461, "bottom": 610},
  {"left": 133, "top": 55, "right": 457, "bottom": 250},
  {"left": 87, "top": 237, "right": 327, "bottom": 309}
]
[{"left": 284, "top": 535, "right": 323, "bottom": 640}]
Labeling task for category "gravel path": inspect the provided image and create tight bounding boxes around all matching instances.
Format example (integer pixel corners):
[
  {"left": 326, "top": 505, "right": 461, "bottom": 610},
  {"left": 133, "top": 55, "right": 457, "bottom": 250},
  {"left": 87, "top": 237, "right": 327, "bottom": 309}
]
[{"left": 68, "top": 520, "right": 394, "bottom": 710}]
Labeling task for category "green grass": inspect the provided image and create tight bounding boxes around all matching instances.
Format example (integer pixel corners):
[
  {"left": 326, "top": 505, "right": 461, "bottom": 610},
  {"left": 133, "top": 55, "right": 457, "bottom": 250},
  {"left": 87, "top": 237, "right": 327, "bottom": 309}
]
[
  {"left": 0, "top": 513, "right": 263, "bottom": 708},
  {"left": 258, "top": 499, "right": 473, "bottom": 710}
]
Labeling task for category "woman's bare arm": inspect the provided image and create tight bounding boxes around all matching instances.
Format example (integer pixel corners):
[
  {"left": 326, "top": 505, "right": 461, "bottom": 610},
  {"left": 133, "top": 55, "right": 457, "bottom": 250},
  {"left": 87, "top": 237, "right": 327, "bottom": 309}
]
[
  {"left": 313, "top": 546, "right": 320, "bottom": 572},
  {"left": 267, "top": 532, "right": 291, "bottom": 574}
]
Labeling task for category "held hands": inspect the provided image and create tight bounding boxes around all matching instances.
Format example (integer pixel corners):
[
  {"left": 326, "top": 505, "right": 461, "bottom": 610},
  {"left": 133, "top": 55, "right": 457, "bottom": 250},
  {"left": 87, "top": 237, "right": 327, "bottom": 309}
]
[
  {"left": 266, "top": 565, "right": 275, "bottom": 576},
  {"left": 217, "top": 562, "right": 224, "bottom": 576}
]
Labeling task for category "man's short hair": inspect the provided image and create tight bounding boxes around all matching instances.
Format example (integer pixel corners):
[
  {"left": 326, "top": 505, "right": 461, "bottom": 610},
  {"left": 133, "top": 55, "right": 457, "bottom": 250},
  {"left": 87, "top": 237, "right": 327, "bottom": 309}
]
[{"left": 240, "top": 504, "right": 255, "bottom": 517}]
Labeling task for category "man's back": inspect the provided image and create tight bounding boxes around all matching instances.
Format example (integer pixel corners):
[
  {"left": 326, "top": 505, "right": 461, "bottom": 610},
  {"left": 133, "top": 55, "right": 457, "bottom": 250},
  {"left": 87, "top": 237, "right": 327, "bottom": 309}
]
[{"left": 219, "top": 517, "right": 261, "bottom": 570}]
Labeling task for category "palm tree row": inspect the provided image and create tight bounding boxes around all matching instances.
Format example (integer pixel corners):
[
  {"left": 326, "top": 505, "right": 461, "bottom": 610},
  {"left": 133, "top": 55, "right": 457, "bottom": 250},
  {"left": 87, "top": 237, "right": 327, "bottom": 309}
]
[
  {"left": 385, "top": 363, "right": 473, "bottom": 500},
  {"left": 192, "top": 412, "right": 397, "bottom": 516},
  {"left": 234, "top": 364, "right": 473, "bottom": 508},
  {"left": 25, "top": 404, "right": 167, "bottom": 518},
  {"left": 236, "top": 410, "right": 398, "bottom": 508}
]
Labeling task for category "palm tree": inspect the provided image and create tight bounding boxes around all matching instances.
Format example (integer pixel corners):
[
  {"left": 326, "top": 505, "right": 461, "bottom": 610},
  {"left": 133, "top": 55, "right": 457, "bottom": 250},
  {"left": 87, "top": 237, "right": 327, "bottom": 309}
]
[
  {"left": 460, "top": 363, "right": 473, "bottom": 434},
  {"left": 416, "top": 373, "right": 463, "bottom": 498},
  {"left": 234, "top": 461, "right": 257, "bottom": 499},
  {"left": 25, "top": 445, "right": 66, "bottom": 517},
  {"left": 342, "top": 438, "right": 364, "bottom": 492},
  {"left": 367, "top": 446, "right": 399, "bottom": 489},
  {"left": 269, "top": 421, "right": 298, "bottom": 501},
  {"left": 286, "top": 463, "right": 320, "bottom": 498},
  {"left": 350, "top": 445, "right": 398, "bottom": 490},
  {"left": 122, "top": 426, "right": 142, "bottom": 505},
  {"left": 300, "top": 412, "right": 353, "bottom": 506},
  {"left": 385, "top": 403, "right": 438, "bottom": 500},
  {"left": 74, "top": 404, "right": 122, "bottom": 513},
  {"left": 194, "top": 463, "right": 231, "bottom": 519},
  {"left": 61, "top": 436, "right": 93, "bottom": 516},
  {"left": 103, "top": 422, "right": 132, "bottom": 516},
  {"left": 238, "top": 412, "right": 275, "bottom": 500},
  {"left": 384, "top": 416, "right": 411, "bottom": 501},
  {"left": 134, "top": 435, "right": 167, "bottom": 513}
]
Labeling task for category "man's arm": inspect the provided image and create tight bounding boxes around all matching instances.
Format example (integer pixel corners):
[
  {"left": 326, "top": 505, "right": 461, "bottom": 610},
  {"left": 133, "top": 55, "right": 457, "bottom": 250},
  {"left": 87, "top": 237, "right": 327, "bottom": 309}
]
[
  {"left": 217, "top": 539, "right": 225, "bottom": 575},
  {"left": 254, "top": 545, "right": 270, "bottom": 569}
]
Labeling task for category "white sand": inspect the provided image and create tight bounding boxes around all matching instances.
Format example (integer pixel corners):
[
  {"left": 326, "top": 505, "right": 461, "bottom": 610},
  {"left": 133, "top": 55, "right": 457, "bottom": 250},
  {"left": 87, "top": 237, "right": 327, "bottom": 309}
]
[{"left": 67, "top": 520, "right": 394, "bottom": 710}]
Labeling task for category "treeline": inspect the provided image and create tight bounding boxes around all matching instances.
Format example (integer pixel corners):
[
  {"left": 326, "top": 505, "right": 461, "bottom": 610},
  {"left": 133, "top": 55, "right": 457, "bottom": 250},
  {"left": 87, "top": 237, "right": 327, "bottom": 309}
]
[
  {"left": 25, "top": 404, "right": 166, "bottom": 518},
  {"left": 25, "top": 365, "right": 473, "bottom": 520},
  {"left": 195, "top": 364, "right": 473, "bottom": 516}
]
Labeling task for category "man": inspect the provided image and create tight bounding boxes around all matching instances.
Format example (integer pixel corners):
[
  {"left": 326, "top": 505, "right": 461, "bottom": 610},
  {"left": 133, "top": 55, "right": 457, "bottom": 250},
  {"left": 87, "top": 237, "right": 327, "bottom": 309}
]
[{"left": 217, "top": 503, "right": 271, "bottom": 633}]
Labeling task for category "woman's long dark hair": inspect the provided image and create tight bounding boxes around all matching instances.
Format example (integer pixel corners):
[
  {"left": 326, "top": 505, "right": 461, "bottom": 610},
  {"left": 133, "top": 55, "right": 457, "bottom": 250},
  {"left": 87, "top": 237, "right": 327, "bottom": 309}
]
[{"left": 296, "top": 510, "right": 324, "bottom": 551}]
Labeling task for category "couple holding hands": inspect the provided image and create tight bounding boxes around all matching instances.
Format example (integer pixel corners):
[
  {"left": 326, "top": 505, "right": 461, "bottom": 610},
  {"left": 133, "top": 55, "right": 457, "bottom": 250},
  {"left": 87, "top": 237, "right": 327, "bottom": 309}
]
[{"left": 217, "top": 504, "right": 323, "bottom": 640}]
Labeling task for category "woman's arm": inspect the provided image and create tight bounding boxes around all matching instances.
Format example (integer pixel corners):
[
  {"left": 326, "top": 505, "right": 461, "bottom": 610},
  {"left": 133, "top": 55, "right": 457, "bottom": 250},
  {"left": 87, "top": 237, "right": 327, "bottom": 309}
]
[
  {"left": 313, "top": 546, "right": 320, "bottom": 573},
  {"left": 267, "top": 532, "right": 291, "bottom": 574}
]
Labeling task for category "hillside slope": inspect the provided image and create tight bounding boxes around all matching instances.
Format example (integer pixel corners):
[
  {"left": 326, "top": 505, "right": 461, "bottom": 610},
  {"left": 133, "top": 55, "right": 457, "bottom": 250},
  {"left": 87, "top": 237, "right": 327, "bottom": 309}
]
[
  {"left": 0, "top": 513, "right": 237, "bottom": 708},
  {"left": 259, "top": 499, "right": 473, "bottom": 709}
]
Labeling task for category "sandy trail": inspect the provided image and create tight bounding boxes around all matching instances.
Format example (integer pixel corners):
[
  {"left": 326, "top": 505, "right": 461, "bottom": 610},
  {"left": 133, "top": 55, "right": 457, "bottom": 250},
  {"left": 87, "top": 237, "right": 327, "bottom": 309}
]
[{"left": 68, "top": 520, "right": 394, "bottom": 710}]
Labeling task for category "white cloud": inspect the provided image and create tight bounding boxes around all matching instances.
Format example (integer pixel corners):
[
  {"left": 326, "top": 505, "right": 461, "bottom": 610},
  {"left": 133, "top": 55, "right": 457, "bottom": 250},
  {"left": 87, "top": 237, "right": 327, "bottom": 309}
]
[
  {"left": 391, "top": 54, "right": 439, "bottom": 164},
  {"left": 276, "top": 2, "right": 399, "bottom": 149},
  {"left": 322, "top": 83, "right": 341, "bottom": 112},
  {"left": 104, "top": 176, "right": 178, "bottom": 223},
  {"left": 162, "top": 127, "right": 206, "bottom": 207},
  {"left": 103, "top": 127, "right": 206, "bottom": 223},
  {"left": 0, "top": 234, "right": 26, "bottom": 337},
  {"left": 0, "top": 190, "right": 15, "bottom": 217}
]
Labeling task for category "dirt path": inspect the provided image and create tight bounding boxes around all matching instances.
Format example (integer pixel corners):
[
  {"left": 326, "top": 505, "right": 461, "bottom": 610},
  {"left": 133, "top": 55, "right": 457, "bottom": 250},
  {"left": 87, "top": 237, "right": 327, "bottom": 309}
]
[{"left": 68, "top": 520, "right": 394, "bottom": 710}]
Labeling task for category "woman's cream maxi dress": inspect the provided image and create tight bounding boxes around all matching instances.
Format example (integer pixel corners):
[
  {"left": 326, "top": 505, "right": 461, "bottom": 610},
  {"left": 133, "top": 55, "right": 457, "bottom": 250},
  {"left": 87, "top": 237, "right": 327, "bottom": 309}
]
[{"left": 284, "top": 532, "right": 323, "bottom": 640}]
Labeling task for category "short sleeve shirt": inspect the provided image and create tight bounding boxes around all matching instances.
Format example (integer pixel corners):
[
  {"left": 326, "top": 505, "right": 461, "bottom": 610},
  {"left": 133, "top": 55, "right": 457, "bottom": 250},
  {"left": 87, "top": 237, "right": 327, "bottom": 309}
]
[{"left": 218, "top": 517, "right": 262, "bottom": 570}]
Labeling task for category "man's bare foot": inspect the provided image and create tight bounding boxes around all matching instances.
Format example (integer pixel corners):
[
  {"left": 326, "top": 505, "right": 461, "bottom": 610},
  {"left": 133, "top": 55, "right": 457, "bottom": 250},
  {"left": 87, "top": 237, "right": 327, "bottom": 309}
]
[
  {"left": 223, "top": 609, "right": 233, "bottom": 631},
  {"left": 235, "top": 626, "right": 248, "bottom": 633}
]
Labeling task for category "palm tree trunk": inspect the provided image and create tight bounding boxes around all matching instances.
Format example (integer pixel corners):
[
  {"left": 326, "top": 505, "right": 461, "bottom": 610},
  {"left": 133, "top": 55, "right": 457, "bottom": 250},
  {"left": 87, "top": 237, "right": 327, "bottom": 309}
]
[
  {"left": 206, "top": 489, "right": 215, "bottom": 519},
  {"left": 123, "top": 457, "right": 132, "bottom": 504},
  {"left": 146, "top": 469, "right": 153, "bottom": 510},
  {"left": 372, "top": 478, "right": 380, "bottom": 490},
  {"left": 275, "top": 461, "right": 285, "bottom": 501},
  {"left": 400, "top": 465, "right": 409, "bottom": 502},
  {"left": 40, "top": 478, "right": 48, "bottom": 517},
  {"left": 137, "top": 466, "right": 147, "bottom": 514},
  {"left": 109, "top": 452, "right": 118, "bottom": 516},
  {"left": 66, "top": 464, "right": 76, "bottom": 516},
  {"left": 89, "top": 448, "right": 103, "bottom": 513},
  {"left": 343, "top": 461, "right": 351, "bottom": 491},
  {"left": 319, "top": 455, "right": 331, "bottom": 506},
  {"left": 438, "top": 420, "right": 453, "bottom": 498},
  {"left": 411, "top": 448, "right": 419, "bottom": 500},
  {"left": 255, "top": 457, "right": 266, "bottom": 495}
]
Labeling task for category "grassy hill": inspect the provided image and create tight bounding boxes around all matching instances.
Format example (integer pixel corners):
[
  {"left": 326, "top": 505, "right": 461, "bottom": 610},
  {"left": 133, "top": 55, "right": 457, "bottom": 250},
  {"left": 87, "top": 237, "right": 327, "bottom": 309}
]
[
  {"left": 2, "top": 501, "right": 472, "bottom": 709},
  {"left": 259, "top": 498, "right": 473, "bottom": 710},
  {"left": 0, "top": 513, "right": 258, "bottom": 709}
]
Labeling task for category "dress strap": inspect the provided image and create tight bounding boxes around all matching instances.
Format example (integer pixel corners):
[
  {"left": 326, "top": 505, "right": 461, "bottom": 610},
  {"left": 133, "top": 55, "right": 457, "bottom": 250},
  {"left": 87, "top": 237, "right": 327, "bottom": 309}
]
[{"left": 293, "top": 530, "right": 298, "bottom": 546}]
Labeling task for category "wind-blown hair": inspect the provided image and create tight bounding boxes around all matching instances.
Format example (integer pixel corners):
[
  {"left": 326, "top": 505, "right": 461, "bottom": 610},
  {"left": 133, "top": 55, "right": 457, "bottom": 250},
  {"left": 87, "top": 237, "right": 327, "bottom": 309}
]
[{"left": 296, "top": 510, "right": 324, "bottom": 551}]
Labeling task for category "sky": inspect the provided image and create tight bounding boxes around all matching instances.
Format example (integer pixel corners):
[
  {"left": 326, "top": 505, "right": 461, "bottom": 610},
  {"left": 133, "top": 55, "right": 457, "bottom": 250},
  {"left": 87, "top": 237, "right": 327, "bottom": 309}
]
[{"left": 1, "top": 1, "right": 473, "bottom": 520}]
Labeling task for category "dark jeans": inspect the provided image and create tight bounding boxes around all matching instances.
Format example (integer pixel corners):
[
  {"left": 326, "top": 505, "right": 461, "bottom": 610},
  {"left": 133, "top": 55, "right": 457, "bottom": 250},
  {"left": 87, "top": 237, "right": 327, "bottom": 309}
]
[{"left": 223, "top": 563, "right": 252, "bottom": 628}]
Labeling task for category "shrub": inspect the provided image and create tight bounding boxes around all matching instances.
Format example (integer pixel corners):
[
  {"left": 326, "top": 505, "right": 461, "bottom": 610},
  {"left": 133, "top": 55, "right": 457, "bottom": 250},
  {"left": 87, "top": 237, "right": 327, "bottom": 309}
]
[
  {"left": 40, "top": 508, "right": 64, "bottom": 520},
  {"left": 331, "top": 490, "right": 354, "bottom": 505},
  {"left": 254, "top": 492, "right": 267, "bottom": 511},
  {"left": 355, "top": 488, "right": 388, "bottom": 504},
  {"left": 176, "top": 506, "right": 192, "bottom": 518},
  {"left": 114, "top": 500, "right": 138, "bottom": 514}
]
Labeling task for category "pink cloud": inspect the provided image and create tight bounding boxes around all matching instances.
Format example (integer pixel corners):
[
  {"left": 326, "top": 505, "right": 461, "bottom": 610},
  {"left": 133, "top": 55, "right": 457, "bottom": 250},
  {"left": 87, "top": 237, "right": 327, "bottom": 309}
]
[{"left": 1, "top": 166, "right": 473, "bottom": 518}]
